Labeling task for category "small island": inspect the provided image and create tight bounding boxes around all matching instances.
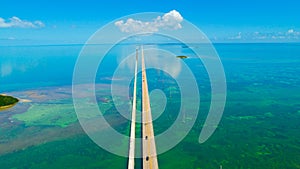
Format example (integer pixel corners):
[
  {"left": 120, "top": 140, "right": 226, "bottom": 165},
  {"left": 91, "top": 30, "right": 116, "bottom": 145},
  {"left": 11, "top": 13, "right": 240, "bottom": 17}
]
[
  {"left": 0, "top": 94, "right": 19, "bottom": 111},
  {"left": 176, "top": 55, "right": 188, "bottom": 59}
]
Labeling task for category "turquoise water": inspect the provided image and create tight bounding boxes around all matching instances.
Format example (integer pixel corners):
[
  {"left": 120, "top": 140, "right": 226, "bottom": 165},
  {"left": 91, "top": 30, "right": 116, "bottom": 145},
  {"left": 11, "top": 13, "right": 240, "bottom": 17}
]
[{"left": 0, "top": 43, "right": 300, "bottom": 168}]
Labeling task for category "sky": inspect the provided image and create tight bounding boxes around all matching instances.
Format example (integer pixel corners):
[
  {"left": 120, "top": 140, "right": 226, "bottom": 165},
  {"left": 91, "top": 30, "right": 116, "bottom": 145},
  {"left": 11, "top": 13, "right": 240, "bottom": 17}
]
[{"left": 1, "top": 0, "right": 300, "bottom": 44}]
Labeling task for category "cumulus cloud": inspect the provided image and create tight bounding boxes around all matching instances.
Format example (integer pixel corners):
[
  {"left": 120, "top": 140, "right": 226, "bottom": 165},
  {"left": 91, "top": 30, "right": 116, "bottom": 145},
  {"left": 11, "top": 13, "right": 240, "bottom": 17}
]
[
  {"left": 228, "top": 32, "right": 242, "bottom": 40},
  {"left": 227, "top": 29, "right": 300, "bottom": 41},
  {"left": 286, "top": 29, "right": 300, "bottom": 36},
  {"left": 268, "top": 29, "right": 300, "bottom": 40},
  {"left": 115, "top": 10, "right": 183, "bottom": 33},
  {"left": 0, "top": 16, "right": 45, "bottom": 28},
  {"left": 287, "top": 29, "right": 294, "bottom": 34}
]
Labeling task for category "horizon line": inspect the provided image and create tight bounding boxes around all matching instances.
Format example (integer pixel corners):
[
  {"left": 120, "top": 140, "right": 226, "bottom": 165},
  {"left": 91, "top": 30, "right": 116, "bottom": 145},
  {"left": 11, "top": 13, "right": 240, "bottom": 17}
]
[{"left": 1, "top": 42, "right": 300, "bottom": 47}]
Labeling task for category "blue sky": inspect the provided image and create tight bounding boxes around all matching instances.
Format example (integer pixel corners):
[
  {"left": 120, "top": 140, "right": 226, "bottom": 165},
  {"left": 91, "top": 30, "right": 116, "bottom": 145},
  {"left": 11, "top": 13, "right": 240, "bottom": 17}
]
[{"left": 1, "top": 0, "right": 300, "bottom": 44}]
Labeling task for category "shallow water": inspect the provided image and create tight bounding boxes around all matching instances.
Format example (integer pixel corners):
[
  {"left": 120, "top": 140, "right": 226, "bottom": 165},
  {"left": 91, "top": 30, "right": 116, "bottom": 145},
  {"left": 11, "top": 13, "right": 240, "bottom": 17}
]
[{"left": 0, "top": 43, "right": 299, "bottom": 168}]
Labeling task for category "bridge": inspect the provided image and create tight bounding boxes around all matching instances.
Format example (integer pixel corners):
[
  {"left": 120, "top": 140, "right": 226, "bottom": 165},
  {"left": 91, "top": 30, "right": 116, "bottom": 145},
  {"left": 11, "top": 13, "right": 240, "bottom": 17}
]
[{"left": 127, "top": 46, "right": 159, "bottom": 169}]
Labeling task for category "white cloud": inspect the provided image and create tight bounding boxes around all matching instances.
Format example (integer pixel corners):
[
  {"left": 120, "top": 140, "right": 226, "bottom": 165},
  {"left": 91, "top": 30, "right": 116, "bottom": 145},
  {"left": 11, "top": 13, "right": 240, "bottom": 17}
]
[
  {"left": 286, "top": 29, "right": 300, "bottom": 36},
  {"left": 34, "top": 20, "right": 45, "bottom": 27},
  {"left": 115, "top": 10, "right": 183, "bottom": 33},
  {"left": 287, "top": 29, "right": 294, "bottom": 34},
  {"left": 0, "top": 16, "right": 45, "bottom": 28},
  {"left": 228, "top": 32, "right": 242, "bottom": 40},
  {"left": 227, "top": 29, "right": 300, "bottom": 41}
]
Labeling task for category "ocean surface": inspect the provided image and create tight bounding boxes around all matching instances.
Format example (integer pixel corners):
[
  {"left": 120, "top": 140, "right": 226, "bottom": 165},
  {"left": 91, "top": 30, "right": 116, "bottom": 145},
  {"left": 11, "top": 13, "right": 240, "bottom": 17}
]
[{"left": 0, "top": 43, "right": 299, "bottom": 169}]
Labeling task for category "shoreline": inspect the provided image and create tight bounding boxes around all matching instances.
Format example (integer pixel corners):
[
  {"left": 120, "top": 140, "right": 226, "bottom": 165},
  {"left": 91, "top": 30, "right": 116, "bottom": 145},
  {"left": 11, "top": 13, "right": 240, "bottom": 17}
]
[
  {"left": 0, "top": 94, "right": 20, "bottom": 111},
  {"left": 0, "top": 103, "right": 18, "bottom": 111}
]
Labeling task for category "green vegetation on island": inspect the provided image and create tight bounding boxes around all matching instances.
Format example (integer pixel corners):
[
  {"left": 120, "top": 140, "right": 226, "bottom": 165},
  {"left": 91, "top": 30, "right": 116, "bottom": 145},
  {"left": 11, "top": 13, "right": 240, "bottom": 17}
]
[
  {"left": 0, "top": 95, "right": 19, "bottom": 110},
  {"left": 176, "top": 55, "right": 188, "bottom": 59}
]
